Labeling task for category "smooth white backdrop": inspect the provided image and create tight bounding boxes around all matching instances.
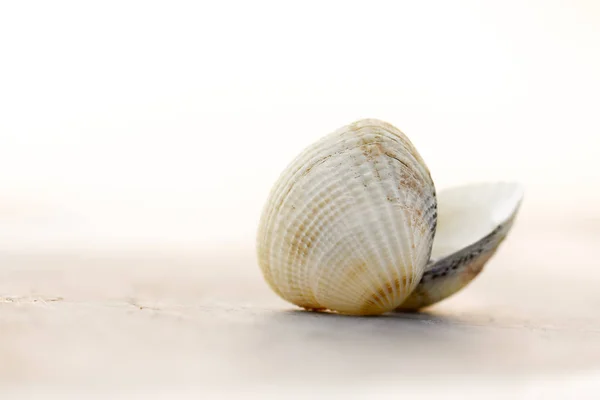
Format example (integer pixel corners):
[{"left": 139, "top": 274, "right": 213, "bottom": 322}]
[{"left": 1, "top": 0, "right": 598, "bottom": 248}]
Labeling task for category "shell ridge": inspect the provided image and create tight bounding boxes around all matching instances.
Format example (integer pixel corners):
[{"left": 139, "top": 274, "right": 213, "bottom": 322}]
[{"left": 360, "top": 143, "right": 400, "bottom": 309}]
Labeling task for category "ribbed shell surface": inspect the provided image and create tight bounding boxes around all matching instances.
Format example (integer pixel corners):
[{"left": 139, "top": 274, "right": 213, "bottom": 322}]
[{"left": 256, "top": 119, "right": 437, "bottom": 315}]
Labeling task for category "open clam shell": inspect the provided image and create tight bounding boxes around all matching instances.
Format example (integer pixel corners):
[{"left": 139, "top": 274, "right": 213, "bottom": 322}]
[
  {"left": 257, "top": 118, "right": 523, "bottom": 316},
  {"left": 397, "top": 182, "right": 524, "bottom": 311}
]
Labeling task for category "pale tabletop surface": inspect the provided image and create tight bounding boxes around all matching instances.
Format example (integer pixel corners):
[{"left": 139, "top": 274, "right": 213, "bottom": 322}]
[{"left": 1, "top": 208, "right": 599, "bottom": 399}]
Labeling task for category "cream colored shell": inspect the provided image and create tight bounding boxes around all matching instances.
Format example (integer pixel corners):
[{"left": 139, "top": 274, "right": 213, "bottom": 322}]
[
  {"left": 397, "top": 182, "right": 523, "bottom": 311},
  {"left": 256, "top": 119, "right": 437, "bottom": 315}
]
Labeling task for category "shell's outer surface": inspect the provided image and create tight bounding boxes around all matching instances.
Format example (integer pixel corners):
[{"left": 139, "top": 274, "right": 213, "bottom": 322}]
[
  {"left": 256, "top": 119, "right": 437, "bottom": 315},
  {"left": 397, "top": 182, "right": 523, "bottom": 311}
]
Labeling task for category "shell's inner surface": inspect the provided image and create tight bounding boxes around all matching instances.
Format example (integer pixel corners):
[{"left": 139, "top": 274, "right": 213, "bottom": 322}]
[
  {"left": 429, "top": 182, "right": 523, "bottom": 262},
  {"left": 397, "top": 182, "right": 524, "bottom": 311},
  {"left": 257, "top": 119, "right": 437, "bottom": 315}
]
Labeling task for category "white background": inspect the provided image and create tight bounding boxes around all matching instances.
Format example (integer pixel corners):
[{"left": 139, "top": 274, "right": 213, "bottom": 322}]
[{"left": 1, "top": 0, "right": 599, "bottom": 249}]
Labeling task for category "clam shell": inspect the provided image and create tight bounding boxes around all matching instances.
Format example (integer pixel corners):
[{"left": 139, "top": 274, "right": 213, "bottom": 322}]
[
  {"left": 397, "top": 182, "right": 524, "bottom": 310},
  {"left": 257, "top": 119, "right": 437, "bottom": 315}
]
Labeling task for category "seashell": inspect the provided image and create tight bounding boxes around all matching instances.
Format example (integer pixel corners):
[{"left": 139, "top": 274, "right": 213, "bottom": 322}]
[
  {"left": 397, "top": 181, "right": 523, "bottom": 311},
  {"left": 256, "top": 119, "right": 522, "bottom": 315},
  {"left": 256, "top": 119, "right": 436, "bottom": 315}
]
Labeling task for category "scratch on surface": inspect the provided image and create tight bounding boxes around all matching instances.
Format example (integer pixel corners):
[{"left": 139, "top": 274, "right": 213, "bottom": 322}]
[
  {"left": 0, "top": 295, "right": 64, "bottom": 305},
  {"left": 126, "top": 297, "right": 162, "bottom": 311}
]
